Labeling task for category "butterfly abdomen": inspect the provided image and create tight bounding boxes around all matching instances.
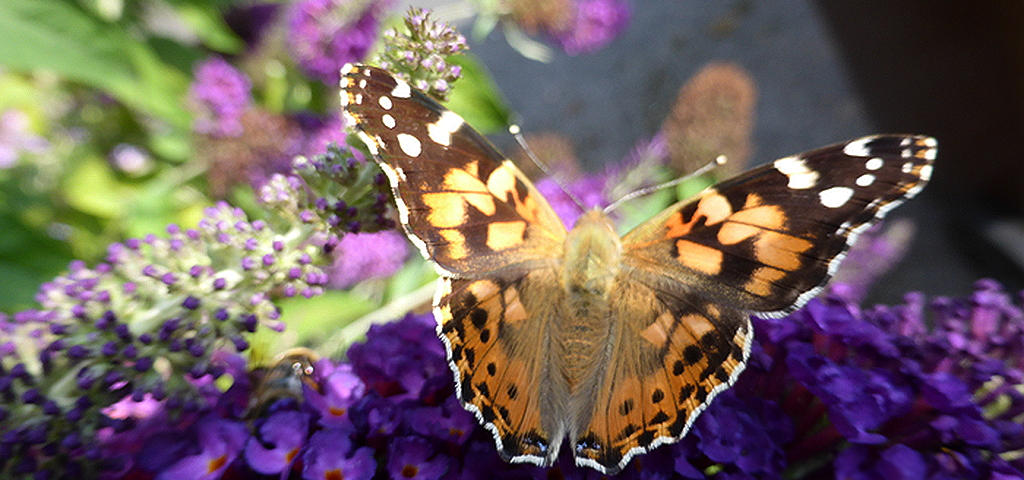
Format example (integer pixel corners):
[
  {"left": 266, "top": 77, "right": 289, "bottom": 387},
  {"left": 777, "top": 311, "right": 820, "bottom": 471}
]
[{"left": 554, "top": 210, "right": 624, "bottom": 430}]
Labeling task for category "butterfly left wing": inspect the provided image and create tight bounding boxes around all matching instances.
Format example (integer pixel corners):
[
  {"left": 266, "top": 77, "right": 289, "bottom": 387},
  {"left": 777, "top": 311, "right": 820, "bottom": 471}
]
[
  {"left": 620, "top": 134, "right": 936, "bottom": 316},
  {"left": 341, "top": 64, "right": 573, "bottom": 467}
]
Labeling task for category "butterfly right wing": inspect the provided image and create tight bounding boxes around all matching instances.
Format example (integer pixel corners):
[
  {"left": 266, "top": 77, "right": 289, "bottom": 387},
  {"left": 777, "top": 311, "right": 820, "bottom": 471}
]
[{"left": 340, "top": 64, "right": 567, "bottom": 277}]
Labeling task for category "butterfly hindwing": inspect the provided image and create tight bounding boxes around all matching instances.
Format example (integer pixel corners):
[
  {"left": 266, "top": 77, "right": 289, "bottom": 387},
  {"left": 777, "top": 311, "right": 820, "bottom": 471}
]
[
  {"left": 621, "top": 134, "right": 936, "bottom": 316},
  {"left": 573, "top": 277, "right": 752, "bottom": 473},
  {"left": 435, "top": 272, "right": 570, "bottom": 466},
  {"left": 340, "top": 65, "right": 566, "bottom": 276}
]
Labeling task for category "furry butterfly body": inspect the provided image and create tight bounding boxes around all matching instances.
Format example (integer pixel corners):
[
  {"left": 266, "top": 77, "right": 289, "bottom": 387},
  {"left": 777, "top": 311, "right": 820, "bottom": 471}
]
[{"left": 340, "top": 64, "right": 935, "bottom": 474}]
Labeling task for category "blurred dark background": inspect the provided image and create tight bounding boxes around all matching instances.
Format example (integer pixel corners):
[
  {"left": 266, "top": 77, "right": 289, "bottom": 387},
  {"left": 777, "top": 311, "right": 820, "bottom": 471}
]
[{"left": 454, "top": 0, "right": 1024, "bottom": 305}]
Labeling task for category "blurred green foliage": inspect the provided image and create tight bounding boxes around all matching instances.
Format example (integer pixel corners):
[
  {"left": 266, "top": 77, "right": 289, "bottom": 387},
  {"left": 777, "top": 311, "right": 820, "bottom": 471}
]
[{"left": 0, "top": 0, "right": 511, "bottom": 321}]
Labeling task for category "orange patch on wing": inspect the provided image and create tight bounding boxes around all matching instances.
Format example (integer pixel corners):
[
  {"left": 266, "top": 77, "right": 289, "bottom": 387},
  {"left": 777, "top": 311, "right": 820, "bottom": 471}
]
[
  {"left": 744, "top": 266, "right": 788, "bottom": 297},
  {"left": 754, "top": 232, "right": 813, "bottom": 271},
  {"left": 675, "top": 240, "right": 724, "bottom": 275},
  {"left": 422, "top": 192, "right": 467, "bottom": 228},
  {"left": 443, "top": 169, "right": 497, "bottom": 215},
  {"left": 486, "top": 221, "right": 527, "bottom": 252},
  {"left": 641, "top": 311, "right": 676, "bottom": 345},
  {"left": 466, "top": 279, "right": 500, "bottom": 300},
  {"left": 485, "top": 164, "right": 516, "bottom": 200},
  {"left": 717, "top": 222, "right": 760, "bottom": 245},
  {"left": 695, "top": 192, "right": 732, "bottom": 225},
  {"left": 664, "top": 211, "right": 692, "bottom": 238},
  {"left": 439, "top": 229, "right": 469, "bottom": 259},
  {"left": 501, "top": 286, "right": 529, "bottom": 324},
  {"left": 728, "top": 204, "right": 788, "bottom": 231},
  {"left": 464, "top": 160, "right": 479, "bottom": 178}
]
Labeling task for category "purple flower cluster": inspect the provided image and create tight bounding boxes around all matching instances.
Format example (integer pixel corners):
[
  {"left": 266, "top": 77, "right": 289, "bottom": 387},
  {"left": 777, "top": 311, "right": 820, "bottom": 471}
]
[
  {"left": 329, "top": 230, "right": 409, "bottom": 288},
  {"left": 190, "top": 56, "right": 252, "bottom": 137},
  {"left": 376, "top": 8, "right": 468, "bottom": 101},
  {"left": 56, "top": 280, "right": 1021, "bottom": 479},
  {"left": 288, "top": 0, "right": 388, "bottom": 85},
  {"left": 0, "top": 195, "right": 338, "bottom": 477},
  {"left": 535, "top": 174, "right": 611, "bottom": 227},
  {"left": 551, "top": 0, "right": 632, "bottom": 55},
  {"left": 286, "top": 142, "right": 394, "bottom": 238}
]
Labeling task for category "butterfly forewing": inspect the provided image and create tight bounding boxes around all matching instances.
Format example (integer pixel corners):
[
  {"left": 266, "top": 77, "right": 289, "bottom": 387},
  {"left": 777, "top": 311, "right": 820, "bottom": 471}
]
[
  {"left": 340, "top": 65, "right": 566, "bottom": 276},
  {"left": 341, "top": 63, "right": 936, "bottom": 475},
  {"left": 621, "top": 134, "right": 936, "bottom": 316}
]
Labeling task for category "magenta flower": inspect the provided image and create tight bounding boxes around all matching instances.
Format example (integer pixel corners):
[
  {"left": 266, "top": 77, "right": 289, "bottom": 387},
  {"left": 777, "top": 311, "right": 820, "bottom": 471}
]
[
  {"left": 288, "top": 0, "right": 388, "bottom": 84},
  {"left": 534, "top": 173, "right": 611, "bottom": 227},
  {"left": 302, "top": 427, "right": 376, "bottom": 480},
  {"left": 154, "top": 417, "right": 247, "bottom": 480},
  {"left": 305, "top": 361, "right": 366, "bottom": 426},
  {"left": 552, "top": 0, "right": 631, "bottom": 55},
  {"left": 243, "top": 410, "right": 311, "bottom": 475},
  {"left": 386, "top": 436, "right": 450, "bottom": 480},
  {"left": 190, "top": 57, "right": 252, "bottom": 137},
  {"left": 329, "top": 230, "right": 410, "bottom": 288}
]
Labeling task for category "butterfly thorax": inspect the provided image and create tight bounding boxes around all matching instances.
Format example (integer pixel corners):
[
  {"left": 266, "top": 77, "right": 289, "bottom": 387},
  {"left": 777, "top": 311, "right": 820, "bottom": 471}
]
[
  {"left": 556, "top": 209, "right": 621, "bottom": 393},
  {"left": 562, "top": 209, "right": 622, "bottom": 297}
]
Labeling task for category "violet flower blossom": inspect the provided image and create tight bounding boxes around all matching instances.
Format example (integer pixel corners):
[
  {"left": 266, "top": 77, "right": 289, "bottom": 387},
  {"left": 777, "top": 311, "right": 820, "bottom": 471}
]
[
  {"left": 288, "top": 0, "right": 389, "bottom": 85},
  {"left": 375, "top": 8, "right": 468, "bottom": 102},
  {"left": 552, "top": 0, "right": 632, "bottom": 55},
  {"left": 190, "top": 57, "right": 252, "bottom": 137},
  {"left": 61, "top": 279, "right": 1021, "bottom": 479}
]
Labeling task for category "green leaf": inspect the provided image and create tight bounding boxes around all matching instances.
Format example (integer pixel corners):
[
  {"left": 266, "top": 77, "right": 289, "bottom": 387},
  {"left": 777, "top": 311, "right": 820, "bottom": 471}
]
[
  {"left": 273, "top": 290, "right": 379, "bottom": 348},
  {"left": 615, "top": 187, "right": 676, "bottom": 235},
  {"left": 0, "top": 0, "right": 191, "bottom": 128},
  {"left": 0, "top": 212, "right": 75, "bottom": 312},
  {"left": 446, "top": 55, "right": 512, "bottom": 134},
  {"left": 164, "top": 0, "right": 244, "bottom": 54},
  {"left": 63, "top": 156, "right": 135, "bottom": 220}
]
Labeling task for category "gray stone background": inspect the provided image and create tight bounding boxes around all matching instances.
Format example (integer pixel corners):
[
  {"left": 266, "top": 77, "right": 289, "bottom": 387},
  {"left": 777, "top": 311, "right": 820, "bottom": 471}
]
[{"left": 407, "top": 0, "right": 1024, "bottom": 305}]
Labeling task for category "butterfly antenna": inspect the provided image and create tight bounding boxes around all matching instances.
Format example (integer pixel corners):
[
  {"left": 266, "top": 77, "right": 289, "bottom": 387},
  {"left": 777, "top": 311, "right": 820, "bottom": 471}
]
[
  {"left": 509, "top": 123, "right": 588, "bottom": 211},
  {"left": 603, "top": 155, "right": 727, "bottom": 214}
]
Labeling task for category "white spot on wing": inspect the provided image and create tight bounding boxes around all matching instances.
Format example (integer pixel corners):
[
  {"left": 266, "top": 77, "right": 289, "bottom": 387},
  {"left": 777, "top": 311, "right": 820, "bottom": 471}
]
[
  {"left": 865, "top": 158, "right": 883, "bottom": 171},
  {"left": 923, "top": 146, "right": 937, "bottom": 161},
  {"left": 902, "top": 162, "right": 913, "bottom": 173},
  {"left": 391, "top": 78, "right": 412, "bottom": 98},
  {"left": 397, "top": 133, "right": 422, "bottom": 157},
  {"left": 379, "top": 96, "right": 393, "bottom": 110},
  {"left": 427, "top": 111, "right": 464, "bottom": 147},
  {"left": 843, "top": 136, "right": 875, "bottom": 157},
  {"left": 382, "top": 114, "right": 396, "bottom": 129},
  {"left": 819, "top": 186, "right": 854, "bottom": 208},
  {"left": 436, "top": 110, "right": 464, "bottom": 132},
  {"left": 340, "top": 63, "right": 355, "bottom": 75},
  {"left": 773, "top": 156, "right": 819, "bottom": 189},
  {"left": 919, "top": 164, "right": 933, "bottom": 181},
  {"left": 856, "top": 173, "right": 875, "bottom": 187}
]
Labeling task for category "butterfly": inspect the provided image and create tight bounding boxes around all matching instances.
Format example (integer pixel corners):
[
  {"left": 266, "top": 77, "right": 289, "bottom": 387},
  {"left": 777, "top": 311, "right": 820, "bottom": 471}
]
[{"left": 339, "top": 64, "right": 935, "bottom": 474}]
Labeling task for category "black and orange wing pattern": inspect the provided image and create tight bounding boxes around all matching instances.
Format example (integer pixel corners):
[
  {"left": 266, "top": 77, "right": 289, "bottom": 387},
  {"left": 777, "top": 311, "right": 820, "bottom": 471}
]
[{"left": 341, "top": 63, "right": 936, "bottom": 475}]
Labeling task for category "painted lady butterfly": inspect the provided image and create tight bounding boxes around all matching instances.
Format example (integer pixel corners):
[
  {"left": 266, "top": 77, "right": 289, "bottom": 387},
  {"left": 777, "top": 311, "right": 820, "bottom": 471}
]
[{"left": 340, "top": 64, "right": 935, "bottom": 474}]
